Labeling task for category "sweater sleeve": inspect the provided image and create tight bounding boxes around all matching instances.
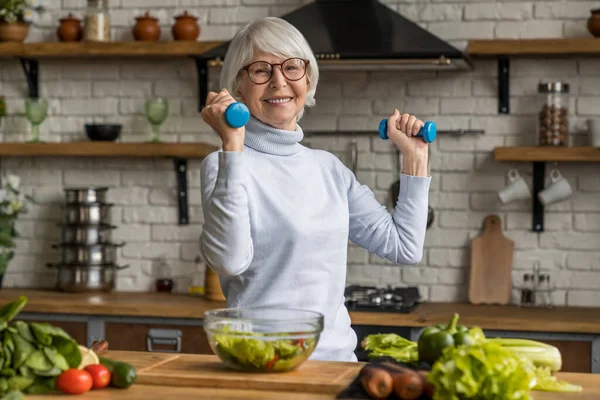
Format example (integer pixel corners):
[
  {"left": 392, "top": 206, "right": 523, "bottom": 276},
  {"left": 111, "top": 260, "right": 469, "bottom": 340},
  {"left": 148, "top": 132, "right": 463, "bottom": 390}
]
[
  {"left": 199, "top": 151, "right": 254, "bottom": 276},
  {"left": 340, "top": 162, "right": 431, "bottom": 265}
]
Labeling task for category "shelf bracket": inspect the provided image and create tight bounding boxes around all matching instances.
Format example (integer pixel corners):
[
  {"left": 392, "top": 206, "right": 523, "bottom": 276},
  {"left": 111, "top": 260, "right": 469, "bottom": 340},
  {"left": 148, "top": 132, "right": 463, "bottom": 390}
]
[
  {"left": 532, "top": 161, "right": 545, "bottom": 232},
  {"left": 498, "top": 57, "right": 509, "bottom": 114},
  {"left": 19, "top": 58, "right": 39, "bottom": 98},
  {"left": 192, "top": 57, "right": 208, "bottom": 112},
  {"left": 174, "top": 158, "right": 189, "bottom": 225}
]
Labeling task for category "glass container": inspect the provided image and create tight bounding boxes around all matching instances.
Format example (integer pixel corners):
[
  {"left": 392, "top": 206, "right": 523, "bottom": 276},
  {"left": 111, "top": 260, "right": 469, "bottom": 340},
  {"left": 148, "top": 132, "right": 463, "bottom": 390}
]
[
  {"left": 537, "top": 82, "right": 570, "bottom": 147},
  {"left": 84, "top": 0, "right": 110, "bottom": 42}
]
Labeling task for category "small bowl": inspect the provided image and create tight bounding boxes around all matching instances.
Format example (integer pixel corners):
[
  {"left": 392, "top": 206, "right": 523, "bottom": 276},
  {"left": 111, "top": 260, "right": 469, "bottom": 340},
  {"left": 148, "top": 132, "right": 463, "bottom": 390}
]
[
  {"left": 203, "top": 307, "right": 324, "bottom": 372},
  {"left": 85, "top": 124, "right": 122, "bottom": 141}
]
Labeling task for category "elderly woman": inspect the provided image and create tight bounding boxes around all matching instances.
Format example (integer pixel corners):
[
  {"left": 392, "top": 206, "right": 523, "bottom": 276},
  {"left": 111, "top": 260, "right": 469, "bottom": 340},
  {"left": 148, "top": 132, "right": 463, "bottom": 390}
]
[{"left": 199, "top": 17, "right": 431, "bottom": 362}]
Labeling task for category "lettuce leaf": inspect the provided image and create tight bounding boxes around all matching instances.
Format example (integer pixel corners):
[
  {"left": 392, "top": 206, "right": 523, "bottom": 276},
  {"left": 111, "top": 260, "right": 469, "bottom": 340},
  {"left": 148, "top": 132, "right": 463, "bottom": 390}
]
[
  {"left": 361, "top": 333, "right": 418, "bottom": 363},
  {"left": 427, "top": 342, "right": 536, "bottom": 400}
]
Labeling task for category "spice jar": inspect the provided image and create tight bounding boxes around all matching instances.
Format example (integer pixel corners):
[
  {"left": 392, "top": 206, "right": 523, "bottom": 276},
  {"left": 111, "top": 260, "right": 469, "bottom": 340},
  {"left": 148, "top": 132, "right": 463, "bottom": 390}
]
[
  {"left": 84, "top": 0, "right": 110, "bottom": 42},
  {"left": 132, "top": 12, "right": 160, "bottom": 41},
  {"left": 57, "top": 13, "right": 83, "bottom": 42},
  {"left": 537, "top": 82, "right": 570, "bottom": 147}
]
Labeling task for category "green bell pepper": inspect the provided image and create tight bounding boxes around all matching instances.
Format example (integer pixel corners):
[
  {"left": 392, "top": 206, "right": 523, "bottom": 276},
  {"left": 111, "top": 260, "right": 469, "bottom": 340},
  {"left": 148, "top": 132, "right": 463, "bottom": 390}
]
[{"left": 417, "top": 313, "right": 486, "bottom": 364}]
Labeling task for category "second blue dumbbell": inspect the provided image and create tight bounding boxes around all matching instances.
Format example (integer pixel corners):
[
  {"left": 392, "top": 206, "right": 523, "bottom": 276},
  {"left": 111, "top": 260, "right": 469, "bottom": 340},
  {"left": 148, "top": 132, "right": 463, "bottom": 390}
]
[
  {"left": 224, "top": 102, "right": 250, "bottom": 128},
  {"left": 378, "top": 119, "right": 437, "bottom": 143}
]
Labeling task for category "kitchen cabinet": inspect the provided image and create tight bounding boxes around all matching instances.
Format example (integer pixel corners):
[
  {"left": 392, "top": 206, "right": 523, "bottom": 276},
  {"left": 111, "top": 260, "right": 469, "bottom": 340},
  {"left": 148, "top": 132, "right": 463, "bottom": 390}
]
[
  {"left": 104, "top": 322, "right": 212, "bottom": 354},
  {"left": 537, "top": 340, "right": 591, "bottom": 373}
]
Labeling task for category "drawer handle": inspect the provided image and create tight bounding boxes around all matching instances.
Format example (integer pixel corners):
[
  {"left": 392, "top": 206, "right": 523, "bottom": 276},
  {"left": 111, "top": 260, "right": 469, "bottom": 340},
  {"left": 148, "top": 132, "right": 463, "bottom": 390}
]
[{"left": 146, "top": 328, "right": 182, "bottom": 353}]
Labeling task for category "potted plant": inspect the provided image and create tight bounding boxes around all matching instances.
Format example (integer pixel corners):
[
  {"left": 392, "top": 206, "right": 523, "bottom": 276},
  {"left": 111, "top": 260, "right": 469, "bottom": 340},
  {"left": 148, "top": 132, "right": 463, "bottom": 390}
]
[
  {"left": 0, "top": 174, "right": 34, "bottom": 287},
  {"left": 0, "top": 0, "right": 45, "bottom": 42}
]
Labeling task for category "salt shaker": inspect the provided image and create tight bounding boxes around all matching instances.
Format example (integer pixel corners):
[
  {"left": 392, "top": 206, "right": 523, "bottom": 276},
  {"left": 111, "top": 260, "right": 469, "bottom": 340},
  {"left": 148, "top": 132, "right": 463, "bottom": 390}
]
[
  {"left": 520, "top": 273, "right": 535, "bottom": 307},
  {"left": 538, "top": 273, "right": 553, "bottom": 308}
]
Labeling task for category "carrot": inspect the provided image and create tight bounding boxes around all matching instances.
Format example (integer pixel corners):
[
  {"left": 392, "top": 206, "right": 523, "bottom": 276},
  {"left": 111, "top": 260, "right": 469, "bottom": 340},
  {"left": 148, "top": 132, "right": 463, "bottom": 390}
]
[
  {"left": 416, "top": 370, "right": 435, "bottom": 399},
  {"left": 358, "top": 364, "right": 394, "bottom": 400},
  {"left": 380, "top": 362, "right": 423, "bottom": 400}
]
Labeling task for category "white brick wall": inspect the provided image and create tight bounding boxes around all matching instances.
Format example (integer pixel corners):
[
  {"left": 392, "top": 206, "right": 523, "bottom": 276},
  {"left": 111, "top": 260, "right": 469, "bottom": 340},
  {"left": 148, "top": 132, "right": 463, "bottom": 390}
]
[{"left": 0, "top": 0, "right": 598, "bottom": 306}]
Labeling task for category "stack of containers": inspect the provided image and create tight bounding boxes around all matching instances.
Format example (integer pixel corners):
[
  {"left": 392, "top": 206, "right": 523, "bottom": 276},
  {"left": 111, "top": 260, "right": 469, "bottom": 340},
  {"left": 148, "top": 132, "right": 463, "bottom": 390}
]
[{"left": 48, "top": 187, "right": 127, "bottom": 292}]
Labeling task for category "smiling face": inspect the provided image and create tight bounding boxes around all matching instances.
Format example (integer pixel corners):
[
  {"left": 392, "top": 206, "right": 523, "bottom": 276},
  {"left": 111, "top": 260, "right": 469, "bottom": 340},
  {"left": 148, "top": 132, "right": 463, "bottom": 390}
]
[{"left": 238, "top": 51, "right": 309, "bottom": 131}]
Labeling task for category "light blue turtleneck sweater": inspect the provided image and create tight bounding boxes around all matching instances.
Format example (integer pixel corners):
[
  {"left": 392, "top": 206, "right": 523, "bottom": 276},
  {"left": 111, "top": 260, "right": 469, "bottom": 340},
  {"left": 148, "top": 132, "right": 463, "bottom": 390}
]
[{"left": 199, "top": 116, "right": 431, "bottom": 362}]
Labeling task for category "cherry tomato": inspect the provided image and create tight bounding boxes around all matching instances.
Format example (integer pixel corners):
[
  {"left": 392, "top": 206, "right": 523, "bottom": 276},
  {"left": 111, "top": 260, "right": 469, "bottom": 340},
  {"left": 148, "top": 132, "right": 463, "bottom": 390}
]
[
  {"left": 84, "top": 364, "right": 112, "bottom": 389},
  {"left": 56, "top": 368, "right": 93, "bottom": 394}
]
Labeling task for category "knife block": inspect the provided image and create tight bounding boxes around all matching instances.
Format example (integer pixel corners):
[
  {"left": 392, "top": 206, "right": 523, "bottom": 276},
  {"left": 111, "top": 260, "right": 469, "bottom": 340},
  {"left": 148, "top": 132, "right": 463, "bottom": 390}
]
[{"left": 204, "top": 267, "right": 226, "bottom": 301}]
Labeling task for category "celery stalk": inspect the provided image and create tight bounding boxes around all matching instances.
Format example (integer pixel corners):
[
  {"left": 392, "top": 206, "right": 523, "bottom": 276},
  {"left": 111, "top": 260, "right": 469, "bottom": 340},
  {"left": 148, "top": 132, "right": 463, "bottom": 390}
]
[{"left": 486, "top": 338, "right": 562, "bottom": 372}]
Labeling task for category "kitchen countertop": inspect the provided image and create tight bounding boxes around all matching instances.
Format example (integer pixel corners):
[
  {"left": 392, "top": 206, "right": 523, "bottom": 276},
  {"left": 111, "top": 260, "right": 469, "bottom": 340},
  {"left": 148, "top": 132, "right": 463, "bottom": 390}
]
[
  {"left": 27, "top": 350, "right": 600, "bottom": 399},
  {"left": 3, "top": 289, "right": 600, "bottom": 334}
]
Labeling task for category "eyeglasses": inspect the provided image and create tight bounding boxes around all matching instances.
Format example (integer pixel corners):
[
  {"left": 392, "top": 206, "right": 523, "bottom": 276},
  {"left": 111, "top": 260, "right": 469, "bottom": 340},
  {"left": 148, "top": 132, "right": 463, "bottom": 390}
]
[{"left": 242, "top": 58, "right": 309, "bottom": 85}]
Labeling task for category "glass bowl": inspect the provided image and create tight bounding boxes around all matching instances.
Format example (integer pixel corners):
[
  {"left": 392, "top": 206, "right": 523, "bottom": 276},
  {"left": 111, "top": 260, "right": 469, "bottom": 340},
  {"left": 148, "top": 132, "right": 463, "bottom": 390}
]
[{"left": 203, "top": 307, "right": 324, "bottom": 372}]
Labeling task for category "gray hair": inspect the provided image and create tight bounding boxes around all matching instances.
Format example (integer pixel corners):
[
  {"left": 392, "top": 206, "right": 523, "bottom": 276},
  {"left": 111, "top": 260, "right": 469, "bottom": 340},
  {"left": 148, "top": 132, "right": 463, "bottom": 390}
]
[{"left": 219, "top": 17, "right": 319, "bottom": 120}]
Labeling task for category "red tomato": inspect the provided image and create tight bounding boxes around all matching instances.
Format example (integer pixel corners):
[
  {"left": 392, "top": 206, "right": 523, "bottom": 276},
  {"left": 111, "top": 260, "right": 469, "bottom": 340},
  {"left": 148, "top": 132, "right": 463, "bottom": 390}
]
[
  {"left": 84, "top": 364, "right": 112, "bottom": 389},
  {"left": 56, "top": 368, "right": 93, "bottom": 394}
]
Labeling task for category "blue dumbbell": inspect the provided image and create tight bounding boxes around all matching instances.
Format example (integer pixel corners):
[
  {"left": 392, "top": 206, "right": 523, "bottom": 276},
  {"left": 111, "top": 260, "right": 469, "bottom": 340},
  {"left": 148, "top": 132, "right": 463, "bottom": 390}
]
[
  {"left": 224, "top": 102, "right": 250, "bottom": 128},
  {"left": 378, "top": 119, "right": 437, "bottom": 143}
]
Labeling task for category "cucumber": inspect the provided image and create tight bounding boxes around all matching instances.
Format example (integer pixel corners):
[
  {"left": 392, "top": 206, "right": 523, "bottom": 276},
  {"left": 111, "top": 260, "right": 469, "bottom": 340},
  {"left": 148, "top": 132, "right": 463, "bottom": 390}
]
[{"left": 99, "top": 356, "right": 136, "bottom": 389}]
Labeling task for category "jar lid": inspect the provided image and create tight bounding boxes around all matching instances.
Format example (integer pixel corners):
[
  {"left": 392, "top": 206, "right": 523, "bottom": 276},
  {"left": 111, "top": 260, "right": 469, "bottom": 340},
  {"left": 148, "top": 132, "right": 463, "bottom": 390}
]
[
  {"left": 538, "top": 82, "right": 570, "bottom": 93},
  {"left": 59, "top": 13, "right": 81, "bottom": 22},
  {"left": 174, "top": 10, "right": 198, "bottom": 20}
]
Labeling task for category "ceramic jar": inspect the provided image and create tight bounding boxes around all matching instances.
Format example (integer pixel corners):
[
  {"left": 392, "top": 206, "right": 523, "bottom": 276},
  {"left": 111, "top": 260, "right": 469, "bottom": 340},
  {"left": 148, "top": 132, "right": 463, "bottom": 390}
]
[
  {"left": 172, "top": 11, "right": 200, "bottom": 41},
  {"left": 57, "top": 13, "right": 83, "bottom": 42},
  {"left": 588, "top": 8, "right": 600, "bottom": 38},
  {"left": 132, "top": 12, "right": 160, "bottom": 41}
]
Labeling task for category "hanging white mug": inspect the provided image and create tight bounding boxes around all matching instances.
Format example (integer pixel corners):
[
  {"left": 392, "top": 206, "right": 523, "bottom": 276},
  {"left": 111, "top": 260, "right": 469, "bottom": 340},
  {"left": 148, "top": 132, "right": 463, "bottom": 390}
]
[
  {"left": 498, "top": 169, "right": 531, "bottom": 204},
  {"left": 538, "top": 169, "right": 573, "bottom": 206}
]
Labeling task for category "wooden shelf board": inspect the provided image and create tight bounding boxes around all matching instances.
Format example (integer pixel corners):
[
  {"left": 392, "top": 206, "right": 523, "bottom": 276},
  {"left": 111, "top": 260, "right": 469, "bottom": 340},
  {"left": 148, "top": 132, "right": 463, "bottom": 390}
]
[
  {"left": 0, "top": 142, "right": 219, "bottom": 158},
  {"left": 467, "top": 38, "right": 600, "bottom": 57},
  {"left": 494, "top": 146, "right": 600, "bottom": 162},
  {"left": 0, "top": 41, "right": 224, "bottom": 58}
]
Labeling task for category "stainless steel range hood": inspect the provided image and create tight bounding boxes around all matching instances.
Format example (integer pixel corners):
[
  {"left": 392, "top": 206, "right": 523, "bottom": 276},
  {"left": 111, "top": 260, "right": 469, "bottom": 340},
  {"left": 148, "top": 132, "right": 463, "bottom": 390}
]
[{"left": 200, "top": 0, "right": 472, "bottom": 71}]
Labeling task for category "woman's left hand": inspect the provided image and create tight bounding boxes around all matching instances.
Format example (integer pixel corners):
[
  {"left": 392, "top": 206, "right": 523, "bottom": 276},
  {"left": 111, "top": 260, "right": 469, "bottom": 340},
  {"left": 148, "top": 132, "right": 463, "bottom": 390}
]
[{"left": 386, "top": 109, "right": 429, "bottom": 176}]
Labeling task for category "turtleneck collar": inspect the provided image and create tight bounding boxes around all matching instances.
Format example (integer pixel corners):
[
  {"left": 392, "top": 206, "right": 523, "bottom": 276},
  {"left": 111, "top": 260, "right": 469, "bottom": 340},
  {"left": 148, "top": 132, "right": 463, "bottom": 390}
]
[{"left": 243, "top": 116, "right": 304, "bottom": 156}]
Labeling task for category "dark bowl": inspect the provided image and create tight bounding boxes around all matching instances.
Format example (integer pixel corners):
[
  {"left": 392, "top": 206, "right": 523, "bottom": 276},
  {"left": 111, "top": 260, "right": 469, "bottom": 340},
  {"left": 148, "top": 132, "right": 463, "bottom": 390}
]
[{"left": 85, "top": 124, "right": 122, "bottom": 142}]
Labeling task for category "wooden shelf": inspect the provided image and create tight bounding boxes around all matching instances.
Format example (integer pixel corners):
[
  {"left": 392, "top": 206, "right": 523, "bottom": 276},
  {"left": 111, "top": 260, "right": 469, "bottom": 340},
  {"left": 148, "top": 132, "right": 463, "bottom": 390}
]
[
  {"left": 0, "top": 142, "right": 218, "bottom": 158},
  {"left": 494, "top": 146, "right": 600, "bottom": 162},
  {"left": 0, "top": 41, "right": 224, "bottom": 58},
  {"left": 467, "top": 38, "right": 600, "bottom": 57}
]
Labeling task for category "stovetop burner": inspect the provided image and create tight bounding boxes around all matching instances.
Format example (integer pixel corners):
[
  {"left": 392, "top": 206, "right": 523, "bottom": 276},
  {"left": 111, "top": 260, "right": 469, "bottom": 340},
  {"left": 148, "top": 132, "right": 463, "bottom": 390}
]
[{"left": 344, "top": 285, "right": 420, "bottom": 313}]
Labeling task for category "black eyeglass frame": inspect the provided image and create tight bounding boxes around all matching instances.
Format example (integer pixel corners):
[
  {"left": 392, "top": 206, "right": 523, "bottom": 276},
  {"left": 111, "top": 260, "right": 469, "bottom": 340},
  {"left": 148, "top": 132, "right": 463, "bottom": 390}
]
[{"left": 241, "top": 58, "right": 310, "bottom": 85}]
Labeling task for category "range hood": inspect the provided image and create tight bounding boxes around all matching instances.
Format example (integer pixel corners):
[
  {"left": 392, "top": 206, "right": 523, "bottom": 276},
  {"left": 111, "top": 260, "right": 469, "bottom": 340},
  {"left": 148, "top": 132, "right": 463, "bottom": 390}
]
[{"left": 200, "top": 0, "right": 472, "bottom": 71}]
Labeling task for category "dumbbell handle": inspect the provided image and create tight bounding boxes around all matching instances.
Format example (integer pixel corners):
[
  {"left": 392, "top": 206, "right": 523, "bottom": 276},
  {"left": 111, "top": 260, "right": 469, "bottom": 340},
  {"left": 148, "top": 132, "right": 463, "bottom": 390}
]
[
  {"left": 378, "top": 119, "right": 437, "bottom": 143},
  {"left": 224, "top": 102, "right": 251, "bottom": 128}
]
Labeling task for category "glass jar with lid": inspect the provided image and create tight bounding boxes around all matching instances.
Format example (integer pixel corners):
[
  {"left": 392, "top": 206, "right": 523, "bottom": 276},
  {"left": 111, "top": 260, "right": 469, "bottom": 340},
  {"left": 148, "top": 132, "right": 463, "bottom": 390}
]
[
  {"left": 84, "top": 0, "right": 110, "bottom": 42},
  {"left": 537, "top": 82, "right": 570, "bottom": 147}
]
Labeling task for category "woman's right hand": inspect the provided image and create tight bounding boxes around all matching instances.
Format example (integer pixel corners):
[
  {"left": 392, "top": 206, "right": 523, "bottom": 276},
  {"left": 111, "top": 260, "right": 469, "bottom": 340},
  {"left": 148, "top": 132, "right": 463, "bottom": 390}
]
[{"left": 200, "top": 88, "right": 245, "bottom": 152}]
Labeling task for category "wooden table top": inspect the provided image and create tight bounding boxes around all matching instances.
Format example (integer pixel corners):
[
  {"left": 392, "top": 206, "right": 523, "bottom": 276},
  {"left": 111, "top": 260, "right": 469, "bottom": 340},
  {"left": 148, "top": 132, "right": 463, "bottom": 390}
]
[
  {"left": 3, "top": 289, "right": 600, "bottom": 334},
  {"left": 26, "top": 351, "right": 600, "bottom": 400}
]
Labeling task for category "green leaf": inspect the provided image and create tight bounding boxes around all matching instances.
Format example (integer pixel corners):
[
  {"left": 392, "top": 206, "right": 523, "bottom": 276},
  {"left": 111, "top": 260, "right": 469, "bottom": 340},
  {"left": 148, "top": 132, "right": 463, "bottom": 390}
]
[
  {"left": 12, "top": 322, "right": 34, "bottom": 344},
  {"left": 24, "top": 350, "right": 53, "bottom": 372},
  {"left": 51, "top": 336, "right": 81, "bottom": 369},
  {"left": 2, "top": 333, "right": 14, "bottom": 353},
  {"left": 33, "top": 366, "right": 61, "bottom": 377},
  {"left": 7, "top": 376, "right": 33, "bottom": 391},
  {"left": 0, "top": 297, "right": 27, "bottom": 325},
  {"left": 29, "top": 323, "right": 52, "bottom": 346},
  {"left": 3, "top": 345, "right": 12, "bottom": 369},
  {"left": 1, "top": 390, "right": 26, "bottom": 400},
  {"left": 43, "top": 347, "right": 69, "bottom": 371},
  {"left": 24, "top": 376, "right": 55, "bottom": 395},
  {"left": 11, "top": 332, "right": 35, "bottom": 369},
  {"left": 0, "top": 378, "right": 7, "bottom": 393},
  {"left": 0, "top": 232, "right": 14, "bottom": 248},
  {"left": 17, "top": 366, "right": 33, "bottom": 379}
]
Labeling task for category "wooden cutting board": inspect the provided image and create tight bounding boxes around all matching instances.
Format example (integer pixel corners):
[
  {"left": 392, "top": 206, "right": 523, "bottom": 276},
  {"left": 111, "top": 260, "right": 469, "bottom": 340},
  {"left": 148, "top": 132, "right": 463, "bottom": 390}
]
[
  {"left": 136, "top": 354, "right": 363, "bottom": 394},
  {"left": 469, "top": 215, "right": 514, "bottom": 305}
]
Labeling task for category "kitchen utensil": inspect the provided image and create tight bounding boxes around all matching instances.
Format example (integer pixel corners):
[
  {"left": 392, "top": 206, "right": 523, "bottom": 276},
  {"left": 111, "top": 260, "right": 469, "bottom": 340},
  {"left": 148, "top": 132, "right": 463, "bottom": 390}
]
[
  {"left": 59, "top": 223, "right": 114, "bottom": 245},
  {"left": 203, "top": 307, "right": 323, "bottom": 372},
  {"left": 25, "top": 97, "right": 48, "bottom": 143},
  {"left": 145, "top": 98, "right": 168, "bottom": 143},
  {"left": 57, "top": 13, "right": 83, "bottom": 42},
  {"left": 135, "top": 353, "right": 361, "bottom": 394},
  {"left": 204, "top": 267, "right": 225, "bottom": 301},
  {"left": 85, "top": 123, "right": 122, "bottom": 141},
  {"left": 52, "top": 242, "right": 124, "bottom": 265},
  {"left": 132, "top": 12, "right": 160, "bottom": 41},
  {"left": 498, "top": 169, "right": 531, "bottom": 204},
  {"left": 537, "top": 82, "right": 570, "bottom": 146},
  {"left": 378, "top": 119, "right": 437, "bottom": 143},
  {"left": 47, "top": 263, "right": 128, "bottom": 293},
  {"left": 538, "top": 168, "right": 572, "bottom": 206},
  {"left": 587, "top": 7, "right": 600, "bottom": 37},
  {"left": 469, "top": 215, "right": 514, "bottom": 305},
  {"left": 61, "top": 202, "right": 112, "bottom": 224},
  {"left": 64, "top": 187, "right": 108, "bottom": 204}
]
